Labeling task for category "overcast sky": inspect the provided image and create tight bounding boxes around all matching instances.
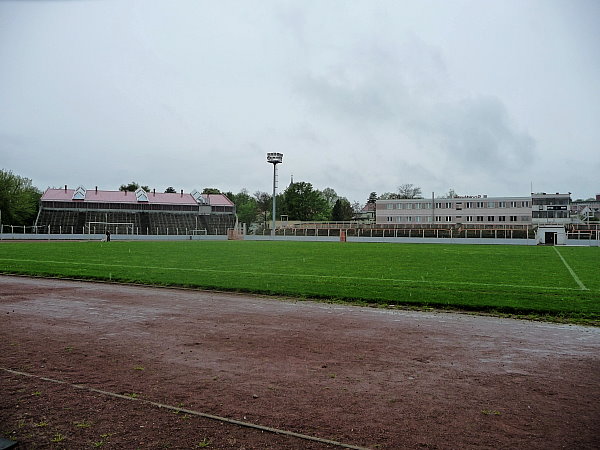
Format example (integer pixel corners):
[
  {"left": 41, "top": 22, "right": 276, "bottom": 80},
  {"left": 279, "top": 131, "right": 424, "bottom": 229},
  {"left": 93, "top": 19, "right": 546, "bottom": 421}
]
[{"left": 1, "top": 0, "right": 598, "bottom": 203}]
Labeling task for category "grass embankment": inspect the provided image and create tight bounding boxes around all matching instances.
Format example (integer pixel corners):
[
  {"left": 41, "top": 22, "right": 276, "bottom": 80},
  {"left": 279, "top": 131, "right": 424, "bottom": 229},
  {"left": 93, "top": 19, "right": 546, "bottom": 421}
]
[{"left": 0, "top": 241, "right": 598, "bottom": 324}]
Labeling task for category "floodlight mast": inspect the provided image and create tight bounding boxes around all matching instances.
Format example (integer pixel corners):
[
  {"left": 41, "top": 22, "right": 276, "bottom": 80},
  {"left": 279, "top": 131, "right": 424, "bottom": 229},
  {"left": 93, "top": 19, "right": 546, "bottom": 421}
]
[{"left": 267, "top": 153, "right": 283, "bottom": 237}]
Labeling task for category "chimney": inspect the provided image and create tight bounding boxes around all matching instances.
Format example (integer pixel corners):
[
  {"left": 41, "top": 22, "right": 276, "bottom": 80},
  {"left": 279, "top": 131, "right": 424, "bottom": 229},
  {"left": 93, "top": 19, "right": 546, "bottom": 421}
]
[
  {"left": 181, "top": 189, "right": 183, "bottom": 197},
  {"left": 153, "top": 188, "right": 156, "bottom": 196},
  {"left": 95, "top": 186, "right": 98, "bottom": 194},
  {"left": 64, "top": 185, "right": 67, "bottom": 193}
]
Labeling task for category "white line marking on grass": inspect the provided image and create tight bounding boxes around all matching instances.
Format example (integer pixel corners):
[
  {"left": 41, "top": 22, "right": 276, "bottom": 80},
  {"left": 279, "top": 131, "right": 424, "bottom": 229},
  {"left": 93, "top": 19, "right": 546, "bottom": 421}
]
[
  {"left": 1, "top": 367, "right": 368, "bottom": 450},
  {"left": 0, "top": 257, "right": 586, "bottom": 293},
  {"left": 553, "top": 247, "right": 588, "bottom": 291}
]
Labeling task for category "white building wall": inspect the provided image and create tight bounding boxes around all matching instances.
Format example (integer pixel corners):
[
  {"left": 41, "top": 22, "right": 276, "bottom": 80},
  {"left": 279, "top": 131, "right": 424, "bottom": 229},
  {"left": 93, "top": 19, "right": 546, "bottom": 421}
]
[{"left": 376, "top": 196, "right": 533, "bottom": 226}]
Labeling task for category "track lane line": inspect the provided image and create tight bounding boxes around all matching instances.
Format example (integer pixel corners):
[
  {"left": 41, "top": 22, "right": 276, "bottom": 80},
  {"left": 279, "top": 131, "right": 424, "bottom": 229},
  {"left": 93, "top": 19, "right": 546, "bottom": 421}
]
[{"left": 1, "top": 367, "right": 370, "bottom": 450}]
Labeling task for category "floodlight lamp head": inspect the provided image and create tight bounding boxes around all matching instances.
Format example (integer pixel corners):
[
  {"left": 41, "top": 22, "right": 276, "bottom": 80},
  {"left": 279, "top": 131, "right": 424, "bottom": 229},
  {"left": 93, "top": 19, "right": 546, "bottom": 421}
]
[{"left": 267, "top": 152, "right": 283, "bottom": 165}]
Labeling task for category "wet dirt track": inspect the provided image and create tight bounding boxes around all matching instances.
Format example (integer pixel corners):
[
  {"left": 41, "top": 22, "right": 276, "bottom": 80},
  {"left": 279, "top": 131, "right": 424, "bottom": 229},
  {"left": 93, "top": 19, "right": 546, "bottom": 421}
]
[{"left": 1, "top": 275, "right": 599, "bottom": 449}]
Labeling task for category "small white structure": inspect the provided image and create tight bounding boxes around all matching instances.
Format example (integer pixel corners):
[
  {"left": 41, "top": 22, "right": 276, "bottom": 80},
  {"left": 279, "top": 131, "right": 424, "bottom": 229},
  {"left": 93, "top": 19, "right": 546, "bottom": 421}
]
[{"left": 535, "top": 225, "right": 567, "bottom": 245}]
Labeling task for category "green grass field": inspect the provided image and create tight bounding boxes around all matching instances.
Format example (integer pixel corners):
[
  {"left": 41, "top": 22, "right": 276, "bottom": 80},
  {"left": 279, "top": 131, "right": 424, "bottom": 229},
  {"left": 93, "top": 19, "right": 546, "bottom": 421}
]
[{"left": 0, "top": 241, "right": 598, "bottom": 323}]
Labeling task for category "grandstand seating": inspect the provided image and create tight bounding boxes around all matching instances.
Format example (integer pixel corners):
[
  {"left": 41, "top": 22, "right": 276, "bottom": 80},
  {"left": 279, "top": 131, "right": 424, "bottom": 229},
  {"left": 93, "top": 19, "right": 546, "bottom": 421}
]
[
  {"left": 36, "top": 210, "right": 80, "bottom": 233},
  {"left": 35, "top": 188, "right": 236, "bottom": 236},
  {"left": 36, "top": 209, "right": 235, "bottom": 235}
]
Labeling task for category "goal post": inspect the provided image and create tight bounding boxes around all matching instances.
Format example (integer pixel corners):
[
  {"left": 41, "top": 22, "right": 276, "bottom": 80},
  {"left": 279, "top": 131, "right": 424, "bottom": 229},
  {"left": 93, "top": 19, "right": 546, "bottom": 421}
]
[{"left": 86, "top": 222, "right": 134, "bottom": 235}]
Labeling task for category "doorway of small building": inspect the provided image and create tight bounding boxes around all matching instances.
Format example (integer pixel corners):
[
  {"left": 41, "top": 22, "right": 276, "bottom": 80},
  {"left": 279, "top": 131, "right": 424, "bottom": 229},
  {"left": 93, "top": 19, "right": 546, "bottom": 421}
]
[{"left": 545, "top": 231, "right": 557, "bottom": 245}]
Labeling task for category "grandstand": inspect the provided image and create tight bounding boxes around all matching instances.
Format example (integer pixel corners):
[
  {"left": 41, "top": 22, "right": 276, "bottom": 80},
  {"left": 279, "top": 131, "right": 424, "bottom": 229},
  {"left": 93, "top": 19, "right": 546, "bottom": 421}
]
[{"left": 35, "top": 186, "right": 236, "bottom": 235}]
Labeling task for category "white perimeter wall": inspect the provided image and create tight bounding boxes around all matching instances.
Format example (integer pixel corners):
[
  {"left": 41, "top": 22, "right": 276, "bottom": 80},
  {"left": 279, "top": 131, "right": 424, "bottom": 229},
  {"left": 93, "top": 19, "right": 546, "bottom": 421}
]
[{"left": 1, "top": 233, "right": 598, "bottom": 246}]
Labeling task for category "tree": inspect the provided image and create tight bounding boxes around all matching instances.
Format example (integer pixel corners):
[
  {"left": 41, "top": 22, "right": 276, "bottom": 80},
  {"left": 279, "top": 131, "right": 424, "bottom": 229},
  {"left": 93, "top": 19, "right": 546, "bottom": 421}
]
[
  {"left": 318, "top": 187, "right": 339, "bottom": 220},
  {"left": 331, "top": 198, "right": 354, "bottom": 221},
  {"left": 397, "top": 183, "right": 422, "bottom": 199},
  {"left": 226, "top": 189, "right": 258, "bottom": 225},
  {"left": 379, "top": 192, "right": 400, "bottom": 200},
  {"left": 119, "top": 182, "right": 150, "bottom": 192},
  {"left": 254, "top": 191, "right": 272, "bottom": 224},
  {"left": 164, "top": 187, "right": 176, "bottom": 193},
  {"left": 321, "top": 187, "right": 338, "bottom": 208},
  {"left": 202, "top": 188, "right": 221, "bottom": 194},
  {"left": 281, "top": 181, "right": 329, "bottom": 221},
  {"left": 367, "top": 192, "right": 378, "bottom": 204},
  {"left": 0, "top": 169, "right": 42, "bottom": 226}
]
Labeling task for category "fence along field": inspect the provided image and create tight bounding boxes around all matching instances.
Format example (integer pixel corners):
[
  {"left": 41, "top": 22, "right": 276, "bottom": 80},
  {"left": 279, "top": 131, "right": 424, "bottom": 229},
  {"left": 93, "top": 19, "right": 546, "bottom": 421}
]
[{"left": 0, "top": 241, "right": 598, "bottom": 323}]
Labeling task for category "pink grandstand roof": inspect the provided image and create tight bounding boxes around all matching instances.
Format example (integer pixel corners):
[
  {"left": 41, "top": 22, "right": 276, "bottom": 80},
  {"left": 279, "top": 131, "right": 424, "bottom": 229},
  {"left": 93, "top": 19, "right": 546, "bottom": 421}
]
[
  {"left": 205, "top": 193, "right": 234, "bottom": 207},
  {"left": 41, "top": 188, "right": 232, "bottom": 206}
]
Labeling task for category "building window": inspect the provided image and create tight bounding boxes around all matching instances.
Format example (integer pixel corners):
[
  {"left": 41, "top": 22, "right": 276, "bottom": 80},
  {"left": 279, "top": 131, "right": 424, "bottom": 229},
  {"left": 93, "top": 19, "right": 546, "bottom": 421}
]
[
  {"left": 498, "top": 216, "right": 506, "bottom": 221},
  {"left": 498, "top": 201, "right": 506, "bottom": 208},
  {"left": 487, "top": 216, "right": 494, "bottom": 221},
  {"left": 477, "top": 201, "right": 485, "bottom": 208},
  {"left": 523, "top": 201, "right": 530, "bottom": 207},
  {"left": 488, "top": 202, "right": 495, "bottom": 208},
  {"left": 445, "top": 202, "right": 452, "bottom": 208},
  {"left": 466, "top": 216, "right": 473, "bottom": 222},
  {"left": 435, "top": 202, "right": 443, "bottom": 209},
  {"left": 446, "top": 216, "right": 452, "bottom": 222},
  {"left": 435, "top": 216, "right": 442, "bottom": 222},
  {"left": 476, "top": 216, "right": 484, "bottom": 221},
  {"left": 510, "top": 215, "right": 517, "bottom": 222},
  {"left": 465, "top": 202, "right": 472, "bottom": 208}
]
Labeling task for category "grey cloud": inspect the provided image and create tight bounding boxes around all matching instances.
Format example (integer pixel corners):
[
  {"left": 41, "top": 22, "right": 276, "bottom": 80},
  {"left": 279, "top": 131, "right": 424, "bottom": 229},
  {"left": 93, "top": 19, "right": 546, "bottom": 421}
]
[
  {"left": 1, "top": 1, "right": 596, "bottom": 202},
  {"left": 419, "top": 96, "right": 536, "bottom": 170},
  {"left": 296, "top": 38, "right": 535, "bottom": 176}
]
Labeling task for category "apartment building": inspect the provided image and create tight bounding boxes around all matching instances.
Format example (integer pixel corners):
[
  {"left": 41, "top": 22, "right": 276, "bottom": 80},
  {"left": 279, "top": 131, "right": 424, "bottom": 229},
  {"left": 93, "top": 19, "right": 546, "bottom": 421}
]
[
  {"left": 376, "top": 195, "right": 535, "bottom": 226},
  {"left": 375, "top": 192, "right": 572, "bottom": 228}
]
